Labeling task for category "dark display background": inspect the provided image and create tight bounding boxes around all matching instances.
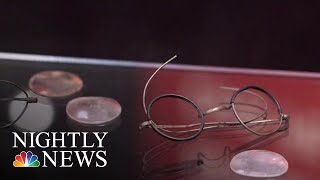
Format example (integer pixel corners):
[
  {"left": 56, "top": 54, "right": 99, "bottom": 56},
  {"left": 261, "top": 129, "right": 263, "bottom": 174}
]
[
  {"left": 0, "top": 55, "right": 320, "bottom": 179},
  {"left": 0, "top": 1, "right": 319, "bottom": 71}
]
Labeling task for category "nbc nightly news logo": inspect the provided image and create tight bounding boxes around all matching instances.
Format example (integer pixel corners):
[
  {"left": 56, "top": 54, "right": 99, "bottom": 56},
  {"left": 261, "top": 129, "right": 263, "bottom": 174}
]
[
  {"left": 12, "top": 132, "right": 108, "bottom": 168},
  {"left": 13, "top": 151, "right": 40, "bottom": 167}
]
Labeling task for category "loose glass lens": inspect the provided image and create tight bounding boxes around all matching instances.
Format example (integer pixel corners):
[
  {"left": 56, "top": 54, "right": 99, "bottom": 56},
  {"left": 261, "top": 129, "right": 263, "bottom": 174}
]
[
  {"left": 233, "top": 88, "right": 282, "bottom": 135},
  {"left": 66, "top": 97, "right": 122, "bottom": 132},
  {"left": 148, "top": 95, "right": 203, "bottom": 140},
  {"left": 0, "top": 81, "right": 27, "bottom": 128},
  {"left": 230, "top": 150, "right": 288, "bottom": 178},
  {"left": 29, "top": 70, "right": 83, "bottom": 98}
]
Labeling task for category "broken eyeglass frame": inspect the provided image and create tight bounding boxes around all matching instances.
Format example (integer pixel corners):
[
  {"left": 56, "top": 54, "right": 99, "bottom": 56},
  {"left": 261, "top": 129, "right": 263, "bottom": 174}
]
[{"left": 140, "top": 56, "right": 289, "bottom": 141}]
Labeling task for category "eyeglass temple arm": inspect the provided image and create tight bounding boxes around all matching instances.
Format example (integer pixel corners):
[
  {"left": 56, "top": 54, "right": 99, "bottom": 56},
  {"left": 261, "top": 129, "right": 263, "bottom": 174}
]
[
  {"left": 140, "top": 113, "right": 289, "bottom": 131},
  {"left": 142, "top": 55, "right": 178, "bottom": 115},
  {"left": 0, "top": 97, "right": 38, "bottom": 103}
]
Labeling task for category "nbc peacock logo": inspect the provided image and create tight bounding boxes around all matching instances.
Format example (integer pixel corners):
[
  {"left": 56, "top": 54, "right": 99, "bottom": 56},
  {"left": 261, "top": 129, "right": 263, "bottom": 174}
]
[{"left": 13, "top": 151, "right": 40, "bottom": 167}]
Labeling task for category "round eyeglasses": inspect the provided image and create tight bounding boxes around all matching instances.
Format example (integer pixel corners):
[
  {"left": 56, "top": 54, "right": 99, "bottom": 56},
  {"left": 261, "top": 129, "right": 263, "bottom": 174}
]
[
  {"left": 0, "top": 80, "right": 37, "bottom": 128},
  {"left": 139, "top": 56, "right": 289, "bottom": 141}
]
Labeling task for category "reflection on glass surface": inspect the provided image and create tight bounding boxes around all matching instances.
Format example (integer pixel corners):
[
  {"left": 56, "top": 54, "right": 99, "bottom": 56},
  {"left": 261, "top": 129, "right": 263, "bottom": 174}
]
[
  {"left": 141, "top": 130, "right": 288, "bottom": 179},
  {"left": 9, "top": 90, "right": 54, "bottom": 132}
]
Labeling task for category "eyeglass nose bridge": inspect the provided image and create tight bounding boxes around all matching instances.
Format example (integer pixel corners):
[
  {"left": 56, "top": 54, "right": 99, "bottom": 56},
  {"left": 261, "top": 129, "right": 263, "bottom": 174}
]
[{"left": 201, "top": 104, "right": 232, "bottom": 117}]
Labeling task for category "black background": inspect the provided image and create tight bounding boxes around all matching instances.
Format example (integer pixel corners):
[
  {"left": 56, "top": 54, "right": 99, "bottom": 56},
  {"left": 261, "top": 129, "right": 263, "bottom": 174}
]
[
  {"left": 0, "top": 1, "right": 320, "bottom": 71},
  {"left": 0, "top": 61, "right": 140, "bottom": 179}
]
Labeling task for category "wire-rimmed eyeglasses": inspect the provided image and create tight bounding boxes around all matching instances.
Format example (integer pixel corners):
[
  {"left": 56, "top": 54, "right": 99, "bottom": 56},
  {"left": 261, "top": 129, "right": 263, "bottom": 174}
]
[
  {"left": 0, "top": 80, "right": 37, "bottom": 128},
  {"left": 139, "top": 56, "right": 289, "bottom": 141}
]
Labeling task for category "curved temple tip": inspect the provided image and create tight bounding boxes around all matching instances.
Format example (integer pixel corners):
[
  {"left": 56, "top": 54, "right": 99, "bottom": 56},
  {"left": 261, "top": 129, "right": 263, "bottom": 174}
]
[
  {"left": 142, "top": 54, "right": 179, "bottom": 115},
  {"left": 170, "top": 55, "right": 178, "bottom": 61},
  {"left": 165, "top": 55, "right": 178, "bottom": 64},
  {"left": 26, "top": 97, "right": 38, "bottom": 103}
]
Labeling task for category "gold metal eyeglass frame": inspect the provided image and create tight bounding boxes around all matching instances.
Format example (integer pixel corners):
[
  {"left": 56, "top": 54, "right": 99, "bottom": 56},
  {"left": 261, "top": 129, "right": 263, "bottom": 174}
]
[{"left": 139, "top": 56, "right": 289, "bottom": 141}]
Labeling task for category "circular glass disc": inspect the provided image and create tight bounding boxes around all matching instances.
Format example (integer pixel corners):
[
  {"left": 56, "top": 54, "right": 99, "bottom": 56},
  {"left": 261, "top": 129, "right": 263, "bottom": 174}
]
[
  {"left": 29, "top": 70, "right": 83, "bottom": 98},
  {"left": 66, "top": 97, "right": 122, "bottom": 126},
  {"left": 230, "top": 150, "right": 288, "bottom": 178}
]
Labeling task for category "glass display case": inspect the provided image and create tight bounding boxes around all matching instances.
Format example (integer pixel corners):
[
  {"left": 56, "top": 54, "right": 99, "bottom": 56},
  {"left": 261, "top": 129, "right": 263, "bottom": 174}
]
[{"left": 0, "top": 52, "right": 319, "bottom": 179}]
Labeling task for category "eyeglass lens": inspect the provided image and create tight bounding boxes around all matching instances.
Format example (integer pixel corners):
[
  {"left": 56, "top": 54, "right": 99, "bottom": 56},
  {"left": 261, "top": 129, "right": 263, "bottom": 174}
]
[{"left": 0, "top": 81, "right": 28, "bottom": 128}]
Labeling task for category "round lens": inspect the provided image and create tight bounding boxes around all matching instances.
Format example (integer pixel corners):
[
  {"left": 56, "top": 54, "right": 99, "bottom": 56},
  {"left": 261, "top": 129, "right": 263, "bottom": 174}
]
[
  {"left": 147, "top": 94, "right": 204, "bottom": 141},
  {"left": 66, "top": 96, "right": 122, "bottom": 132},
  {"left": 231, "top": 86, "right": 283, "bottom": 136},
  {"left": 0, "top": 80, "right": 28, "bottom": 128},
  {"left": 230, "top": 150, "right": 288, "bottom": 178},
  {"left": 29, "top": 70, "right": 83, "bottom": 98}
]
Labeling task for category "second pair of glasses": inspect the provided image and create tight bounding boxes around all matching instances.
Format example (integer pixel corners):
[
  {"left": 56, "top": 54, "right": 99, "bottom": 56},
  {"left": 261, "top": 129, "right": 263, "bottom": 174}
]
[
  {"left": 140, "top": 56, "right": 289, "bottom": 141},
  {"left": 0, "top": 80, "right": 37, "bottom": 128}
]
